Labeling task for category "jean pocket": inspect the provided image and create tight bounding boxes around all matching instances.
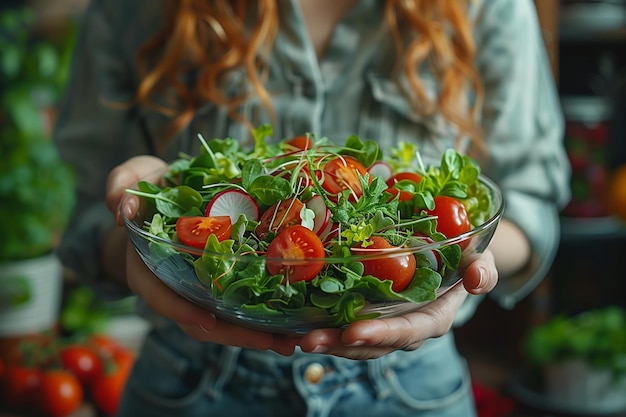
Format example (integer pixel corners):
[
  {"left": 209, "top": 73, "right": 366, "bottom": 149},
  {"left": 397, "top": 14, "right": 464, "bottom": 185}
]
[
  {"left": 125, "top": 332, "right": 208, "bottom": 409},
  {"left": 371, "top": 345, "right": 473, "bottom": 412}
]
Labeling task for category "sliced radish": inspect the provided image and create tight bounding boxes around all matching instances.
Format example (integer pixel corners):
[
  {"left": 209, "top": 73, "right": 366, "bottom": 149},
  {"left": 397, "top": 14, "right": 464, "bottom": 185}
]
[
  {"left": 320, "top": 223, "right": 338, "bottom": 245},
  {"left": 205, "top": 189, "right": 260, "bottom": 224},
  {"left": 305, "top": 195, "right": 331, "bottom": 235},
  {"left": 367, "top": 161, "right": 393, "bottom": 182}
]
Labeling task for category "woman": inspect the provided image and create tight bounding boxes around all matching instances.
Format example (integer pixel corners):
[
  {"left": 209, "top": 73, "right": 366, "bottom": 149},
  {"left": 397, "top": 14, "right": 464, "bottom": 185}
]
[{"left": 54, "top": 0, "right": 570, "bottom": 416}]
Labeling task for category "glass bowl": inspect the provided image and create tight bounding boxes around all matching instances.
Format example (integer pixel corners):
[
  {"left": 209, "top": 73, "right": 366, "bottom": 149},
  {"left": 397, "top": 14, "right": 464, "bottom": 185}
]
[{"left": 121, "top": 167, "right": 503, "bottom": 335}]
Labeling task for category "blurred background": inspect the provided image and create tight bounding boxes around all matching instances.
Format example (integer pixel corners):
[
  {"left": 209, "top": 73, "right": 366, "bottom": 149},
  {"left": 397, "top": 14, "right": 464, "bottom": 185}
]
[{"left": 1, "top": 1, "right": 626, "bottom": 417}]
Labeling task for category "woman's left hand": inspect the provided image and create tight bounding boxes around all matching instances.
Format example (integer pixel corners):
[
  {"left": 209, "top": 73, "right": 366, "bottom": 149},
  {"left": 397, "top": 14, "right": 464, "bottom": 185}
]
[{"left": 295, "top": 249, "right": 498, "bottom": 360}]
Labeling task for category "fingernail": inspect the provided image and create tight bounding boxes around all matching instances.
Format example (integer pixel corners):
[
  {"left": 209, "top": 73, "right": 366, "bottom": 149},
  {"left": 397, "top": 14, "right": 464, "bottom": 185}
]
[
  {"left": 477, "top": 267, "right": 486, "bottom": 288},
  {"left": 346, "top": 340, "right": 364, "bottom": 347},
  {"left": 124, "top": 198, "right": 137, "bottom": 219},
  {"left": 311, "top": 345, "right": 329, "bottom": 353}
]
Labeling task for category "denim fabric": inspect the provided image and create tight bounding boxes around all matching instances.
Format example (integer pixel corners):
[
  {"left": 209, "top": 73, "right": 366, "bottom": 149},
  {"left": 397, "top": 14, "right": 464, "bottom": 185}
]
[{"left": 118, "top": 325, "right": 475, "bottom": 417}]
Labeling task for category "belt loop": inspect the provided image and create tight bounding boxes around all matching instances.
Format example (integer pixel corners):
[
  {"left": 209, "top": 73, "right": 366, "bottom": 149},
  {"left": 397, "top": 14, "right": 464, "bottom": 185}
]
[{"left": 204, "top": 346, "right": 242, "bottom": 400}]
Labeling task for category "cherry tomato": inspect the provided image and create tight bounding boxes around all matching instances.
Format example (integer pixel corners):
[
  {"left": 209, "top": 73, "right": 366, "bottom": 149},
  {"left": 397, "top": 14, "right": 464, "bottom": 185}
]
[
  {"left": 266, "top": 225, "right": 325, "bottom": 282},
  {"left": 87, "top": 334, "right": 121, "bottom": 357},
  {"left": 91, "top": 371, "right": 126, "bottom": 417},
  {"left": 354, "top": 236, "right": 416, "bottom": 292},
  {"left": 606, "top": 164, "right": 626, "bottom": 221},
  {"left": 1, "top": 364, "right": 42, "bottom": 410},
  {"left": 385, "top": 187, "right": 413, "bottom": 202},
  {"left": 59, "top": 345, "right": 103, "bottom": 386},
  {"left": 256, "top": 198, "right": 304, "bottom": 239},
  {"left": 112, "top": 347, "right": 135, "bottom": 375},
  {"left": 91, "top": 355, "right": 133, "bottom": 417},
  {"left": 38, "top": 370, "right": 83, "bottom": 417},
  {"left": 175, "top": 215, "right": 232, "bottom": 249},
  {"left": 321, "top": 156, "right": 370, "bottom": 200},
  {"left": 385, "top": 172, "right": 423, "bottom": 187},
  {"left": 425, "top": 196, "right": 471, "bottom": 245},
  {"left": 285, "top": 135, "right": 313, "bottom": 150}
]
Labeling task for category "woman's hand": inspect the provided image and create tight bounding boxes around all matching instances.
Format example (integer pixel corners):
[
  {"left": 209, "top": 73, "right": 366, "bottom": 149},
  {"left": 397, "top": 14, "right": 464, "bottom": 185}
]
[
  {"left": 296, "top": 249, "right": 498, "bottom": 360},
  {"left": 106, "top": 156, "right": 169, "bottom": 227},
  {"left": 104, "top": 156, "right": 300, "bottom": 356}
]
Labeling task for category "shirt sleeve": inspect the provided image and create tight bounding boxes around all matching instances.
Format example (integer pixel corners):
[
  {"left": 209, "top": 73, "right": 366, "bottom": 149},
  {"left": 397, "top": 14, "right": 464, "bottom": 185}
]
[
  {"left": 474, "top": 0, "right": 571, "bottom": 308},
  {"left": 53, "top": 0, "right": 154, "bottom": 297}
]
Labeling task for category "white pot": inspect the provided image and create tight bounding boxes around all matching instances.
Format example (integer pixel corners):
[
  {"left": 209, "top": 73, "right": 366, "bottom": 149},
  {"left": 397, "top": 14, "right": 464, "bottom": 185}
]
[
  {"left": 545, "top": 359, "right": 626, "bottom": 411},
  {"left": 0, "top": 253, "right": 63, "bottom": 337}
]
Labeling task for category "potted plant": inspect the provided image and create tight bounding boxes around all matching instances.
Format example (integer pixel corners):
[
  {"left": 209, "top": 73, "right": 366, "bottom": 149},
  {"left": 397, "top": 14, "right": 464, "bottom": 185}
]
[
  {"left": 0, "top": 8, "right": 76, "bottom": 341},
  {"left": 523, "top": 306, "right": 626, "bottom": 412}
]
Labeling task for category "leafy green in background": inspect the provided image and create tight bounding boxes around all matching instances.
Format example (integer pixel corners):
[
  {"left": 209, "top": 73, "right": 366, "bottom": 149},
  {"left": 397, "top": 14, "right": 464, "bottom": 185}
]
[
  {"left": 524, "top": 307, "right": 626, "bottom": 378},
  {"left": 0, "top": 7, "right": 77, "bottom": 261}
]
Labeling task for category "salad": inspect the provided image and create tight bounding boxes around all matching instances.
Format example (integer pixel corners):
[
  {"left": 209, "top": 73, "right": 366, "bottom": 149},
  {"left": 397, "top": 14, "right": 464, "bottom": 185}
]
[{"left": 127, "top": 125, "right": 497, "bottom": 325}]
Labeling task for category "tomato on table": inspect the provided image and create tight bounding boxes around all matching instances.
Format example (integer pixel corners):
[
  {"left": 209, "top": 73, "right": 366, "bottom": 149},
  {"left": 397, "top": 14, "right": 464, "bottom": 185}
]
[
  {"left": 91, "top": 360, "right": 131, "bottom": 417},
  {"left": 111, "top": 347, "right": 135, "bottom": 375},
  {"left": 321, "top": 156, "right": 370, "bottom": 200},
  {"left": 1, "top": 364, "right": 42, "bottom": 410},
  {"left": 175, "top": 215, "right": 232, "bottom": 249},
  {"left": 256, "top": 198, "right": 305, "bottom": 239},
  {"left": 425, "top": 196, "right": 471, "bottom": 246},
  {"left": 87, "top": 334, "right": 121, "bottom": 357},
  {"left": 59, "top": 344, "right": 103, "bottom": 386},
  {"left": 266, "top": 225, "right": 325, "bottom": 282},
  {"left": 353, "top": 236, "right": 416, "bottom": 292},
  {"left": 37, "top": 369, "right": 83, "bottom": 417},
  {"left": 91, "top": 346, "right": 134, "bottom": 417}
]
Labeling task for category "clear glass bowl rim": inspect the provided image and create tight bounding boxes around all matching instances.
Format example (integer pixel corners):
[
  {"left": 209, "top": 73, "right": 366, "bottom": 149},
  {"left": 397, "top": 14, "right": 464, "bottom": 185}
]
[{"left": 121, "top": 172, "right": 504, "bottom": 264}]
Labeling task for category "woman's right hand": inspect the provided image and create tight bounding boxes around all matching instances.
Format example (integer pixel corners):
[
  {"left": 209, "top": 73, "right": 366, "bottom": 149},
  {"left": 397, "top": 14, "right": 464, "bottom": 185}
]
[{"left": 104, "top": 156, "right": 300, "bottom": 356}]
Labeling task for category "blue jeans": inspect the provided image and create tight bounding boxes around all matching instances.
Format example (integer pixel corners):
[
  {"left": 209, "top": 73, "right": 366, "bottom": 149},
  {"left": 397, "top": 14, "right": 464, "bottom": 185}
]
[{"left": 117, "top": 324, "right": 476, "bottom": 417}]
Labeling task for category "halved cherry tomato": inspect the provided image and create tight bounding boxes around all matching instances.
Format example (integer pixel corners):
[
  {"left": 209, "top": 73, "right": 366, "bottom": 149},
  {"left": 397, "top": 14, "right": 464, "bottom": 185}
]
[
  {"left": 354, "top": 236, "right": 416, "bottom": 292},
  {"left": 285, "top": 135, "right": 313, "bottom": 150},
  {"left": 256, "top": 198, "right": 304, "bottom": 239},
  {"left": 425, "top": 196, "right": 471, "bottom": 246},
  {"left": 266, "top": 225, "right": 325, "bottom": 282},
  {"left": 385, "top": 172, "right": 423, "bottom": 187},
  {"left": 175, "top": 216, "right": 232, "bottom": 249},
  {"left": 321, "top": 156, "right": 370, "bottom": 200}
]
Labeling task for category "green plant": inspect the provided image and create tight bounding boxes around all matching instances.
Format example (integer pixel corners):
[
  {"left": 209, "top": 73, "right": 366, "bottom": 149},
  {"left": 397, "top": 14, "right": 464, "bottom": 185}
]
[
  {"left": 524, "top": 306, "right": 626, "bottom": 377},
  {"left": 0, "top": 7, "right": 77, "bottom": 261}
]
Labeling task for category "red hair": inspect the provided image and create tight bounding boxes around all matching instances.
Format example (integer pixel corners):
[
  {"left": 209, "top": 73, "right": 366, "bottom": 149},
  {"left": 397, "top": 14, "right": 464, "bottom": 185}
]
[{"left": 135, "top": 0, "right": 484, "bottom": 153}]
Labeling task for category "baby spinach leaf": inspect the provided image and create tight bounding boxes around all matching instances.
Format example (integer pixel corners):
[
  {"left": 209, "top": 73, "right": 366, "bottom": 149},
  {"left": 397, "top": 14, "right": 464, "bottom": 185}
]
[{"left": 155, "top": 186, "right": 203, "bottom": 217}]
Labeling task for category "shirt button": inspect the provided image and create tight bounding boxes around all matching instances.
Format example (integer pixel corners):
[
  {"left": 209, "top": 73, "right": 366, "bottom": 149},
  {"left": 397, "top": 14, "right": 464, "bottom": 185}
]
[{"left": 304, "top": 362, "right": 325, "bottom": 384}]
